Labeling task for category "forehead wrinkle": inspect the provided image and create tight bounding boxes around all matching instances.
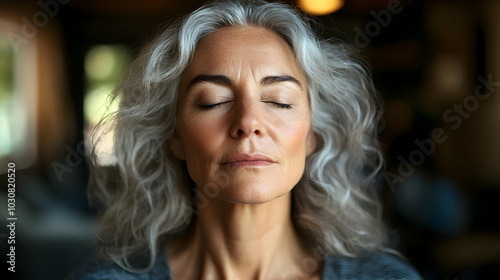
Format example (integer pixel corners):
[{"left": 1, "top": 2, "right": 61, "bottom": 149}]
[{"left": 181, "top": 26, "right": 307, "bottom": 97}]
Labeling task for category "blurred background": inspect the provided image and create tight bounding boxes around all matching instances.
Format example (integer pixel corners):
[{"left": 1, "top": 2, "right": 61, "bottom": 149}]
[{"left": 0, "top": 0, "right": 499, "bottom": 279}]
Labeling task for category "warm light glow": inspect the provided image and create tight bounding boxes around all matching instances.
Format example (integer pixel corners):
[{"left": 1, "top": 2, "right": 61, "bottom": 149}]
[
  {"left": 84, "top": 45, "right": 129, "bottom": 166},
  {"left": 298, "top": 0, "right": 344, "bottom": 15},
  {"left": 85, "top": 46, "right": 116, "bottom": 81}
]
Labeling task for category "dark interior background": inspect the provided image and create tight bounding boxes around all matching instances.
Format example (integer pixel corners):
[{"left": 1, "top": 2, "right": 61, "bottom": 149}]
[{"left": 1, "top": 0, "right": 499, "bottom": 279}]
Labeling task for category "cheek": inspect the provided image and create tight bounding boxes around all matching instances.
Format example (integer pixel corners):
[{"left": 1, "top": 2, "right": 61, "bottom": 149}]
[
  {"left": 276, "top": 117, "right": 311, "bottom": 166},
  {"left": 179, "top": 116, "right": 226, "bottom": 182},
  {"left": 182, "top": 115, "right": 225, "bottom": 153}
]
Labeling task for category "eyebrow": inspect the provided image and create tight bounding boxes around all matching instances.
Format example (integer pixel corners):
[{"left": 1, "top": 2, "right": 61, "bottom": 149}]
[
  {"left": 260, "top": 75, "right": 302, "bottom": 88},
  {"left": 187, "top": 75, "right": 232, "bottom": 90},
  {"left": 186, "top": 74, "right": 302, "bottom": 90}
]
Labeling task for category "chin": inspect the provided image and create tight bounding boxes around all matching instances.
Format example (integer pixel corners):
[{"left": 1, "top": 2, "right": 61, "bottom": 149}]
[{"left": 211, "top": 182, "right": 292, "bottom": 205}]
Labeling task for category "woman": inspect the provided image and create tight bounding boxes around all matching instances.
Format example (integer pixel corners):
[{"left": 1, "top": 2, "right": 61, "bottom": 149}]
[{"left": 70, "top": 0, "right": 422, "bottom": 279}]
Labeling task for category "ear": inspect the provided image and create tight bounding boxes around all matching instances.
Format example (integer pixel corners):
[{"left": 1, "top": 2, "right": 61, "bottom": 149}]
[
  {"left": 305, "top": 129, "right": 317, "bottom": 156},
  {"left": 168, "top": 130, "right": 186, "bottom": 160}
]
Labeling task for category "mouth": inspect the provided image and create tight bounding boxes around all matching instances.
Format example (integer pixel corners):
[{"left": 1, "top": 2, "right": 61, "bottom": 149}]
[{"left": 222, "top": 153, "right": 275, "bottom": 167}]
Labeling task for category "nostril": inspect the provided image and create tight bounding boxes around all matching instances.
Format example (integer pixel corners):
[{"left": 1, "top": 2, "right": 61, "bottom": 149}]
[{"left": 235, "top": 128, "right": 261, "bottom": 137}]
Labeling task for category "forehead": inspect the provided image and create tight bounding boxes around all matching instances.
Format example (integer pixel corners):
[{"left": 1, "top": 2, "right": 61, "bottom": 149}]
[{"left": 180, "top": 26, "right": 305, "bottom": 87}]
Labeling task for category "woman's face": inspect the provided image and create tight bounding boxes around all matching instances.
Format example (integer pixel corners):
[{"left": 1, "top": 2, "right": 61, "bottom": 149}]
[{"left": 170, "top": 26, "right": 316, "bottom": 204}]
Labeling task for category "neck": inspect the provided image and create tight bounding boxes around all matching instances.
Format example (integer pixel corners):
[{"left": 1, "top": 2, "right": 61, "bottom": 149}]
[{"left": 168, "top": 191, "right": 321, "bottom": 280}]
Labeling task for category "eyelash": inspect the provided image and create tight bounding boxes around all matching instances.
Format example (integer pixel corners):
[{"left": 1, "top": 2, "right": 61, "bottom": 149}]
[
  {"left": 199, "top": 103, "right": 224, "bottom": 110},
  {"left": 271, "top": 102, "right": 292, "bottom": 109},
  {"left": 199, "top": 102, "right": 292, "bottom": 110}
]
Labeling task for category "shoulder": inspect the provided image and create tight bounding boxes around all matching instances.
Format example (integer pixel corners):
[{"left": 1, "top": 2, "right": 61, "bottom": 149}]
[
  {"left": 322, "top": 252, "right": 422, "bottom": 280},
  {"left": 65, "top": 255, "right": 172, "bottom": 280}
]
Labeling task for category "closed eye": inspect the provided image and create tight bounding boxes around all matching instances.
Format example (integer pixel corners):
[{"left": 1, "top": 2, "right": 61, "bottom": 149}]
[
  {"left": 198, "top": 101, "right": 231, "bottom": 110},
  {"left": 200, "top": 101, "right": 292, "bottom": 110},
  {"left": 267, "top": 102, "right": 292, "bottom": 109}
]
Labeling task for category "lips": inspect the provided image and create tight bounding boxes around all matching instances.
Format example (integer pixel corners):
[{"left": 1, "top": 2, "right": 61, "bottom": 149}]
[{"left": 222, "top": 153, "right": 275, "bottom": 167}]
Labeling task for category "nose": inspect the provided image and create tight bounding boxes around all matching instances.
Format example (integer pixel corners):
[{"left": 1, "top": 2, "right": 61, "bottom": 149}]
[{"left": 229, "top": 97, "right": 265, "bottom": 138}]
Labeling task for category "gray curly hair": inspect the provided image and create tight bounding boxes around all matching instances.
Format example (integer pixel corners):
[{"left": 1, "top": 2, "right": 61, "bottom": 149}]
[{"left": 89, "top": 0, "right": 386, "bottom": 272}]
